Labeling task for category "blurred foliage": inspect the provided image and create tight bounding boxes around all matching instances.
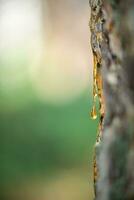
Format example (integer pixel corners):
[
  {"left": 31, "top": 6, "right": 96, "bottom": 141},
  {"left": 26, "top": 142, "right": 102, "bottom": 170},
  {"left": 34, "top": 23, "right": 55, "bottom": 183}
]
[
  {"left": 0, "top": 90, "right": 97, "bottom": 187},
  {"left": 0, "top": 1, "right": 95, "bottom": 199}
]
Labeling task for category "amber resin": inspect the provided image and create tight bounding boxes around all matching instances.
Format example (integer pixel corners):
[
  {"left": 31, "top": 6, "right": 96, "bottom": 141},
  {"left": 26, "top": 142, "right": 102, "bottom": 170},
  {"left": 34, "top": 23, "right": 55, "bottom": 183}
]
[
  {"left": 90, "top": 50, "right": 105, "bottom": 198},
  {"left": 90, "top": 53, "right": 104, "bottom": 121}
]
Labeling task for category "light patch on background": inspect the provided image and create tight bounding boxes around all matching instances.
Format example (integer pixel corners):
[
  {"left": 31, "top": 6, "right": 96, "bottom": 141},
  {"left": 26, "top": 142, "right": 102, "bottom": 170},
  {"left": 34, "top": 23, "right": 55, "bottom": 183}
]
[
  {"left": 0, "top": 0, "right": 42, "bottom": 48},
  {"left": 0, "top": 0, "right": 43, "bottom": 93},
  {"left": 29, "top": 3, "right": 93, "bottom": 105},
  {"left": 0, "top": 0, "right": 93, "bottom": 106},
  {"left": 30, "top": 41, "right": 93, "bottom": 104}
]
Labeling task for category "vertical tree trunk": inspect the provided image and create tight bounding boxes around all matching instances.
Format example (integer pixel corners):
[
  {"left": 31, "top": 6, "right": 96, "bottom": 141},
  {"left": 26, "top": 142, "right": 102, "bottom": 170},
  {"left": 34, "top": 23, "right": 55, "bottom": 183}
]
[{"left": 89, "top": 0, "right": 134, "bottom": 200}]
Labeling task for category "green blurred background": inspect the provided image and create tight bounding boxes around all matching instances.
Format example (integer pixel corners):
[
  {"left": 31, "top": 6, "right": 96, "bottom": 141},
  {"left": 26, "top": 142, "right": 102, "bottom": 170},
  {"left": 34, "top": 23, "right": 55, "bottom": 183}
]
[{"left": 0, "top": 0, "right": 97, "bottom": 199}]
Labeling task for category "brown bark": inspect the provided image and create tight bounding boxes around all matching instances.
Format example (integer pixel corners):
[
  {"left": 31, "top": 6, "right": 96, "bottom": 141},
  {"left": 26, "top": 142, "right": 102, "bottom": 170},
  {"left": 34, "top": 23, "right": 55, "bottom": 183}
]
[{"left": 89, "top": 0, "right": 134, "bottom": 200}]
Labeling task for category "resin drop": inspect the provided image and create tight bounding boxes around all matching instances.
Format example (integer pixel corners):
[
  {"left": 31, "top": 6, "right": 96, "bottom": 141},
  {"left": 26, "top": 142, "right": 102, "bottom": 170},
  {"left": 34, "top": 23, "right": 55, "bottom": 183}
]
[{"left": 90, "top": 105, "right": 97, "bottom": 120}]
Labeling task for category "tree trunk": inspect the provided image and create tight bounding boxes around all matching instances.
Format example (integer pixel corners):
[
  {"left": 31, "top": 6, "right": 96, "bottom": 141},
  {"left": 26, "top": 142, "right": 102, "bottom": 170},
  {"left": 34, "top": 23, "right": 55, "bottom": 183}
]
[{"left": 89, "top": 0, "right": 134, "bottom": 200}]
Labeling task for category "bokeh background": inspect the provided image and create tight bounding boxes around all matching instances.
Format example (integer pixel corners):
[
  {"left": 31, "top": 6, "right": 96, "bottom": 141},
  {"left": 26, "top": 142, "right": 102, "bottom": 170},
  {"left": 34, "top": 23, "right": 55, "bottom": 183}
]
[{"left": 0, "top": 0, "right": 98, "bottom": 199}]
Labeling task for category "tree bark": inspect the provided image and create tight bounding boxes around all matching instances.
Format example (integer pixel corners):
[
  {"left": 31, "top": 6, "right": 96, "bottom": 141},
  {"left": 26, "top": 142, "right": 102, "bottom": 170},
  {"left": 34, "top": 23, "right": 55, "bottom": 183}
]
[{"left": 89, "top": 0, "right": 134, "bottom": 200}]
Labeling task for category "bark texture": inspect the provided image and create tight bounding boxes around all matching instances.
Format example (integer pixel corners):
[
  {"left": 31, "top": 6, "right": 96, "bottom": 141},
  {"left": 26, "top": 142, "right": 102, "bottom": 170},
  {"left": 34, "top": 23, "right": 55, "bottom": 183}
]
[{"left": 89, "top": 0, "right": 134, "bottom": 200}]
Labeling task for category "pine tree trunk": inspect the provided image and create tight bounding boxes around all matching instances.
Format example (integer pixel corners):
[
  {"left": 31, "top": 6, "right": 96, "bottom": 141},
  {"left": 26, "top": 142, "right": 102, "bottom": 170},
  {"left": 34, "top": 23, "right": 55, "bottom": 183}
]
[{"left": 89, "top": 0, "right": 134, "bottom": 200}]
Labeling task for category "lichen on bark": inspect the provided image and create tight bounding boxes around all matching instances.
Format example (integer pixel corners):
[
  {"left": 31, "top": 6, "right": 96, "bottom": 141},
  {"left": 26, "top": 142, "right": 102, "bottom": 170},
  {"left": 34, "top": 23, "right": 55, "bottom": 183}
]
[{"left": 89, "top": 0, "right": 134, "bottom": 200}]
